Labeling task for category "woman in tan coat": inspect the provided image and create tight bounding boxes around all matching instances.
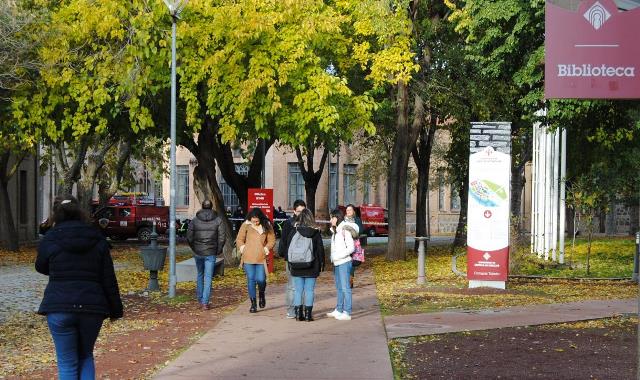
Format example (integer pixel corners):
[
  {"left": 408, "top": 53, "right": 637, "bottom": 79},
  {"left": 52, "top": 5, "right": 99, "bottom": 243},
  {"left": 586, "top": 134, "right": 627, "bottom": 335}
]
[{"left": 236, "top": 208, "right": 276, "bottom": 313}]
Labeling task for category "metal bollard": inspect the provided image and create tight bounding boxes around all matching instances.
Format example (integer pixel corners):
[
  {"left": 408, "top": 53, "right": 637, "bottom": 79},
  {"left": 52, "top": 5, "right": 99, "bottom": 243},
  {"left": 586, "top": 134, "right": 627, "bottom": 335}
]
[
  {"left": 139, "top": 223, "right": 167, "bottom": 291},
  {"left": 633, "top": 232, "right": 640, "bottom": 282},
  {"left": 415, "top": 237, "right": 430, "bottom": 285}
]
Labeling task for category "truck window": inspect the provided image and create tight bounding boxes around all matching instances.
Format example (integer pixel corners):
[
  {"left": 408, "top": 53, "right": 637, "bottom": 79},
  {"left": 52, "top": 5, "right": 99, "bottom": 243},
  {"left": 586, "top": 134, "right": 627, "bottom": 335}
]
[{"left": 95, "top": 207, "right": 114, "bottom": 219}]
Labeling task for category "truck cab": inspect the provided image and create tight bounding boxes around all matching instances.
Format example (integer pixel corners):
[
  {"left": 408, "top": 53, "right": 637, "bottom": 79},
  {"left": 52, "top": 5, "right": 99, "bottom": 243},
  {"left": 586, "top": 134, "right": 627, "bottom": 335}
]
[
  {"left": 338, "top": 204, "right": 388, "bottom": 237},
  {"left": 92, "top": 196, "right": 168, "bottom": 241},
  {"left": 358, "top": 204, "right": 388, "bottom": 237}
]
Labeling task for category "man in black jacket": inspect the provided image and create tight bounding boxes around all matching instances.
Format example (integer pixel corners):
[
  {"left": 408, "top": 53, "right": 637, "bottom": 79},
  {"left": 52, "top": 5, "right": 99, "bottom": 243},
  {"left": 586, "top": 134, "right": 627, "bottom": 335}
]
[
  {"left": 187, "top": 200, "right": 225, "bottom": 310},
  {"left": 278, "top": 199, "right": 306, "bottom": 318}
]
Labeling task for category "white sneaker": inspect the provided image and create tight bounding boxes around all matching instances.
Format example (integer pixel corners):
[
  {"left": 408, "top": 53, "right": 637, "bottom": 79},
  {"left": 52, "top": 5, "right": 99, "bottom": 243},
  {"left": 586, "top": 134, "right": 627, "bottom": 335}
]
[
  {"left": 334, "top": 312, "right": 351, "bottom": 321},
  {"left": 326, "top": 309, "right": 341, "bottom": 318},
  {"left": 286, "top": 313, "right": 296, "bottom": 319}
]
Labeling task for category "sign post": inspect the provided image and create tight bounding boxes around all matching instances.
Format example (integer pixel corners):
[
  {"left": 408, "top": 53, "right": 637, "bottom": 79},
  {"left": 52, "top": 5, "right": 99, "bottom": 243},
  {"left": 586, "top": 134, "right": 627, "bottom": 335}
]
[
  {"left": 467, "top": 123, "right": 511, "bottom": 289},
  {"left": 248, "top": 188, "right": 274, "bottom": 273},
  {"left": 248, "top": 188, "right": 274, "bottom": 222}
]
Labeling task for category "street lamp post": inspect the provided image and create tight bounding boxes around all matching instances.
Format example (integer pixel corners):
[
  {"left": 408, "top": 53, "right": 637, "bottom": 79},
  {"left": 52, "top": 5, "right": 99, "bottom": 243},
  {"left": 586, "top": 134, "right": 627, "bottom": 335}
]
[{"left": 163, "top": 0, "right": 187, "bottom": 298}]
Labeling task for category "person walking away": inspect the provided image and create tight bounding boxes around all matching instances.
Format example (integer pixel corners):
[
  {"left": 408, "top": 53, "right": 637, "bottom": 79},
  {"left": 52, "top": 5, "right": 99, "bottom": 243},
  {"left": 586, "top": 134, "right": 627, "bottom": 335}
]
[
  {"left": 236, "top": 208, "right": 276, "bottom": 313},
  {"left": 278, "top": 199, "right": 306, "bottom": 318},
  {"left": 186, "top": 200, "right": 226, "bottom": 310},
  {"left": 327, "top": 209, "right": 358, "bottom": 321},
  {"left": 284, "top": 209, "right": 324, "bottom": 321},
  {"left": 345, "top": 204, "right": 362, "bottom": 288},
  {"left": 36, "top": 196, "right": 123, "bottom": 380}
]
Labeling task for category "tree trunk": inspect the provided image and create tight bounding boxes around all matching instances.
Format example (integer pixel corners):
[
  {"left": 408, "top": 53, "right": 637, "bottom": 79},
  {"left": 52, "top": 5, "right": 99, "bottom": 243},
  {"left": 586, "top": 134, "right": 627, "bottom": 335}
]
[
  {"left": 510, "top": 164, "right": 525, "bottom": 229},
  {"left": 386, "top": 83, "right": 421, "bottom": 261},
  {"left": 412, "top": 117, "right": 436, "bottom": 251},
  {"left": 296, "top": 143, "right": 329, "bottom": 215},
  {"left": 206, "top": 115, "right": 273, "bottom": 213},
  {"left": 629, "top": 203, "right": 639, "bottom": 236},
  {"left": 98, "top": 140, "right": 132, "bottom": 206},
  {"left": 453, "top": 177, "right": 469, "bottom": 247},
  {"left": 56, "top": 136, "right": 91, "bottom": 197},
  {"left": 77, "top": 140, "right": 116, "bottom": 215},
  {"left": 0, "top": 151, "right": 20, "bottom": 251},
  {"left": 187, "top": 124, "right": 236, "bottom": 265},
  {"left": 604, "top": 199, "right": 616, "bottom": 236}
]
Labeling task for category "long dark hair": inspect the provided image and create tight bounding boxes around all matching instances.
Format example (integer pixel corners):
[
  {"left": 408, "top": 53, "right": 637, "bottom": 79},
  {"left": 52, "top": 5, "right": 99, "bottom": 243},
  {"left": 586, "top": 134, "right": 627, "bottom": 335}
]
[
  {"left": 295, "top": 208, "right": 318, "bottom": 229},
  {"left": 52, "top": 195, "right": 86, "bottom": 224},
  {"left": 246, "top": 207, "right": 272, "bottom": 231},
  {"left": 330, "top": 208, "right": 344, "bottom": 226}
]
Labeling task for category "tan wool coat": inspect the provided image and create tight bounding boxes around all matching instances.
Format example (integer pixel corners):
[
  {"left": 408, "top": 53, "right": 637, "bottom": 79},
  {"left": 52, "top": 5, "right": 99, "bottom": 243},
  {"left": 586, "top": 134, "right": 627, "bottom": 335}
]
[{"left": 236, "top": 221, "right": 276, "bottom": 266}]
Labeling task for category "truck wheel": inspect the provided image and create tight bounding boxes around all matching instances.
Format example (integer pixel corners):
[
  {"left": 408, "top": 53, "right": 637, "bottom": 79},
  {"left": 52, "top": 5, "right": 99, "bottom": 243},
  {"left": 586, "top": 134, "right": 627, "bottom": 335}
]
[
  {"left": 367, "top": 228, "right": 376, "bottom": 237},
  {"left": 137, "top": 227, "right": 152, "bottom": 242}
]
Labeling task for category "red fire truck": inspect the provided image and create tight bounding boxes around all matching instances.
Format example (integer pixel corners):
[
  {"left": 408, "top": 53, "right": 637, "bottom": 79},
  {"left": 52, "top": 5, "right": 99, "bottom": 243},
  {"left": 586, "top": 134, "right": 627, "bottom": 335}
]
[
  {"left": 339, "top": 204, "right": 388, "bottom": 237},
  {"left": 92, "top": 196, "right": 169, "bottom": 241}
]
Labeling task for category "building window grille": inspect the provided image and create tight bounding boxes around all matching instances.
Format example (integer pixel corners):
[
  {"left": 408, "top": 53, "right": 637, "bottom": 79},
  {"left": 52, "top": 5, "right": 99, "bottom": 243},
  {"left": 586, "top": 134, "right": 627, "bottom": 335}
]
[
  {"left": 19, "top": 170, "right": 28, "bottom": 224},
  {"left": 343, "top": 164, "right": 357, "bottom": 205},
  {"left": 329, "top": 163, "right": 337, "bottom": 210},
  {"left": 177, "top": 165, "right": 190, "bottom": 207},
  {"left": 219, "top": 164, "right": 248, "bottom": 209},
  {"left": 288, "top": 163, "right": 305, "bottom": 208},
  {"left": 438, "top": 172, "right": 446, "bottom": 211}
]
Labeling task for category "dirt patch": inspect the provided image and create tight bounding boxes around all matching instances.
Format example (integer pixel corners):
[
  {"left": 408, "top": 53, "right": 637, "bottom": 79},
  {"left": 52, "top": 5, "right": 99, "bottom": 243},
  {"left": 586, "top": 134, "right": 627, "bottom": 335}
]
[
  {"left": 10, "top": 287, "right": 244, "bottom": 380},
  {"left": 396, "top": 318, "right": 636, "bottom": 379}
]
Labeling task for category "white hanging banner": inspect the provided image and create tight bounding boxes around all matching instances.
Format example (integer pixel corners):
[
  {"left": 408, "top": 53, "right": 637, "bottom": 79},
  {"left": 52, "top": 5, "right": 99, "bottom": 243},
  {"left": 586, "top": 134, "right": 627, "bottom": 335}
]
[{"left": 467, "top": 146, "right": 511, "bottom": 289}]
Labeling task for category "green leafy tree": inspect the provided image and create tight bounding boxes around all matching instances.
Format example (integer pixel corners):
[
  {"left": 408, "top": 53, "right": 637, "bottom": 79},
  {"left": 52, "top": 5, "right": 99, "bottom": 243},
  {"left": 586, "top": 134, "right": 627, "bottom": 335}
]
[
  {"left": 0, "top": 0, "right": 43, "bottom": 250},
  {"left": 176, "top": 0, "right": 416, "bottom": 219}
]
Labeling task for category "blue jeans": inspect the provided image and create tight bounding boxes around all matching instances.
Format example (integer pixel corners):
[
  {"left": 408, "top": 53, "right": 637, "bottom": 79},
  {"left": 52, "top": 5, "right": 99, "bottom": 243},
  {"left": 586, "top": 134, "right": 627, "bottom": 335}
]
[
  {"left": 47, "top": 312, "right": 104, "bottom": 380},
  {"left": 285, "top": 264, "right": 296, "bottom": 315},
  {"left": 243, "top": 263, "right": 266, "bottom": 299},
  {"left": 334, "top": 261, "right": 353, "bottom": 315},
  {"left": 195, "top": 255, "right": 216, "bottom": 305},
  {"left": 293, "top": 277, "right": 317, "bottom": 306}
]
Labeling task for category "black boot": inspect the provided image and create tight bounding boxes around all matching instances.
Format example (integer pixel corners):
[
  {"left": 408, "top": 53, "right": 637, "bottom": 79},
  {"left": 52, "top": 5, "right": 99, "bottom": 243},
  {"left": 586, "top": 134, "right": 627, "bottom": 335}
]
[
  {"left": 304, "top": 306, "right": 314, "bottom": 322},
  {"left": 296, "top": 305, "right": 304, "bottom": 321},
  {"left": 249, "top": 298, "right": 257, "bottom": 313},
  {"left": 258, "top": 283, "right": 266, "bottom": 308}
]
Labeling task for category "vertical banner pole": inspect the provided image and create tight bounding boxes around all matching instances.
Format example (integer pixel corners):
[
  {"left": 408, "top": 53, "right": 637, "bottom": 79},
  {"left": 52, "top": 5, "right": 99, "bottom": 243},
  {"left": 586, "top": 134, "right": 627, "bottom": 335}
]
[{"left": 559, "top": 128, "right": 567, "bottom": 264}]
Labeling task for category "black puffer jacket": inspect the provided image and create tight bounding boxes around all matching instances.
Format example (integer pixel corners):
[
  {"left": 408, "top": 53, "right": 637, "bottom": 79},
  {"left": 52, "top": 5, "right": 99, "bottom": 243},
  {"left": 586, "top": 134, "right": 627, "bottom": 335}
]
[
  {"left": 186, "top": 209, "right": 225, "bottom": 257},
  {"left": 284, "top": 225, "right": 325, "bottom": 278},
  {"left": 35, "top": 220, "right": 123, "bottom": 319},
  {"left": 278, "top": 216, "right": 295, "bottom": 260}
]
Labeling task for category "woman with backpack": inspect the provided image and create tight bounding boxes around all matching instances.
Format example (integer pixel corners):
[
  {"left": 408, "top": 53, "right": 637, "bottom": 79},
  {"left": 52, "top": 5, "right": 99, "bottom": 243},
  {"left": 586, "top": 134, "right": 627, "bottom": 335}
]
[
  {"left": 327, "top": 208, "right": 359, "bottom": 321},
  {"left": 284, "top": 208, "right": 325, "bottom": 321},
  {"left": 236, "top": 207, "right": 276, "bottom": 313}
]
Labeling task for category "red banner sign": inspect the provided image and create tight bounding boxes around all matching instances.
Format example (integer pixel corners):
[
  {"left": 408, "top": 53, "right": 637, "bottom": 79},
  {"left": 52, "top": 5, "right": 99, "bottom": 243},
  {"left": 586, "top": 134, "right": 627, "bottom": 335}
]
[
  {"left": 467, "top": 147, "right": 511, "bottom": 285},
  {"left": 545, "top": 0, "right": 640, "bottom": 99},
  {"left": 247, "top": 188, "right": 274, "bottom": 221}
]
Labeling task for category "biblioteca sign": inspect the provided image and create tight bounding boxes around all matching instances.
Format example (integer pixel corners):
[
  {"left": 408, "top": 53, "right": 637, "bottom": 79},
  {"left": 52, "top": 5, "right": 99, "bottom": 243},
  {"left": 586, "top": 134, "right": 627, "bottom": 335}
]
[{"left": 545, "top": 0, "right": 640, "bottom": 99}]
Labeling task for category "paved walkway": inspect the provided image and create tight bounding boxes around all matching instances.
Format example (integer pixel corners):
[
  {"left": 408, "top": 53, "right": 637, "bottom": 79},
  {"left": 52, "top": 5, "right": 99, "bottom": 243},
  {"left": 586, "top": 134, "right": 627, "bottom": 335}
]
[
  {"left": 384, "top": 298, "right": 637, "bottom": 339},
  {"left": 155, "top": 269, "right": 636, "bottom": 380},
  {"left": 0, "top": 264, "right": 48, "bottom": 322},
  {"left": 155, "top": 269, "right": 393, "bottom": 380}
]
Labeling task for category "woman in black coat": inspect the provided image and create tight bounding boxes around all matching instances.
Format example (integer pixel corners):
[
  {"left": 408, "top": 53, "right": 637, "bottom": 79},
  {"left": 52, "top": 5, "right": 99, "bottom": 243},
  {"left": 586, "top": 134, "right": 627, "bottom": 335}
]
[
  {"left": 36, "top": 195, "right": 123, "bottom": 380},
  {"left": 284, "top": 208, "right": 325, "bottom": 321}
]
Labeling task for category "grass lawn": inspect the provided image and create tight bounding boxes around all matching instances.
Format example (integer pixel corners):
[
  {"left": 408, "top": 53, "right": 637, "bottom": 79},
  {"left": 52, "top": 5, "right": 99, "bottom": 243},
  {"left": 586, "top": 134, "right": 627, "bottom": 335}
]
[{"left": 372, "top": 237, "right": 637, "bottom": 316}]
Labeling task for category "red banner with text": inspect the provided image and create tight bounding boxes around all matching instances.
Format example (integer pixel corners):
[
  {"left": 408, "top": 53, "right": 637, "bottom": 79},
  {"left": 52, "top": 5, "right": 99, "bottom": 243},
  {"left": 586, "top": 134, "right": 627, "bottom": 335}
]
[
  {"left": 545, "top": 0, "right": 640, "bottom": 99},
  {"left": 248, "top": 188, "right": 274, "bottom": 273}
]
